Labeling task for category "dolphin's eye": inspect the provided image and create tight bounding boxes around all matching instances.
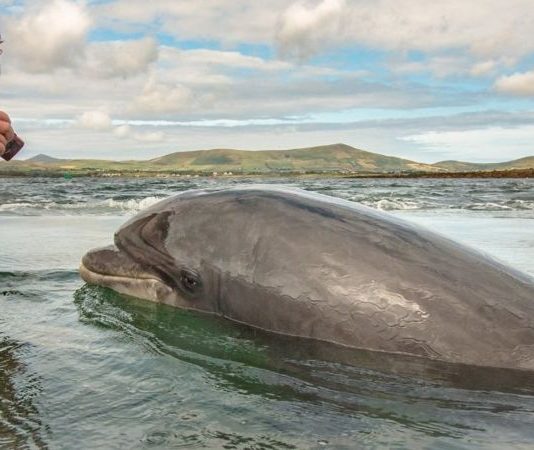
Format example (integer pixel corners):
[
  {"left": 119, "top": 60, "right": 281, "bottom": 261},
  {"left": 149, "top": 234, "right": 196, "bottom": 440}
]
[{"left": 179, "top": 269, "right": 202, "bottom": 295}]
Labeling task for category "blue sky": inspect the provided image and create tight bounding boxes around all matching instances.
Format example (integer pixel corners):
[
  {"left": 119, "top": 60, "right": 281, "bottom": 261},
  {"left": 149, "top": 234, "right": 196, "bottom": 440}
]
[{"left": 1, "top": 0, "right": 533, "bottom": 162}]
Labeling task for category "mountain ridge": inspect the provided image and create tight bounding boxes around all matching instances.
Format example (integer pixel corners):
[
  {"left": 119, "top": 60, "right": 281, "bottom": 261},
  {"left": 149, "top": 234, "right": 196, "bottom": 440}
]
[
  {"left": 433, "top": 156, "right": 534, "bottom": 172},
  {"left": 26, "top": 154, "right": 64, "bottom": 163},
  {"left": 146, "top": 143, "right": 440, "bottom": 173},
  {"left": 9, "top": 143, "right": 533, "bottom": 175}
]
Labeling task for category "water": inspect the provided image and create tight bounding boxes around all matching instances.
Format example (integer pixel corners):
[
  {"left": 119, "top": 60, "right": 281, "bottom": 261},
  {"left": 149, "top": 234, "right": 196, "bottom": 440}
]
[{"left": 1, "top": 176, "right": 534, "bottom": 449}]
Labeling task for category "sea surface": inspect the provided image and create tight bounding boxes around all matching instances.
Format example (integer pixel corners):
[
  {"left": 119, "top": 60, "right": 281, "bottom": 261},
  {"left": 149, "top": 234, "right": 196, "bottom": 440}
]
[{"left": 1, "top": 176, "right": 534, "bottom": 449}]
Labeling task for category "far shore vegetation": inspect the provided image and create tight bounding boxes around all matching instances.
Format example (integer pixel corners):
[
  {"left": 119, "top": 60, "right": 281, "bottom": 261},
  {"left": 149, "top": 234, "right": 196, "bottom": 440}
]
[
  {"left": 1, "top": 168, "right": 532, "bottom": 179},
  {"left": 2, "top": 144, "right": 533, "bottom": 179}
]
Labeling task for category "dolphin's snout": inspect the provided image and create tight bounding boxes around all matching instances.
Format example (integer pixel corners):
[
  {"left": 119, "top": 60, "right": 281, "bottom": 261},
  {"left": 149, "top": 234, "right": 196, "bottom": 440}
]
[
  {"left": 82, "top": 245, "right": 114, "bottom": 275},
  {"left": 81, "top": 244, "right": 147, "bottom": 279}
]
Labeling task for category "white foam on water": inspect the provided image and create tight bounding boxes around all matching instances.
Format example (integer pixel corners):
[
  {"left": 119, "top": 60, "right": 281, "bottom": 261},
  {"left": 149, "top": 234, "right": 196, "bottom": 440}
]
[
  {"left": 102, "top": 196, "right": 164, "bottom": 212},
  {"left": 466, "top": 202, "right": 513, "bottom": 211},
  {"left": 363, "top": 198, "right": 423, "bottom": 211},
  {"left": 508, "top": 199, "right": 534, "bottom": 210},
  {"left": 0, "top": 202, "right": 35, "bottom": 211},
  {"left": 0, "top": 196, "right": 166, "bottom": 215}
]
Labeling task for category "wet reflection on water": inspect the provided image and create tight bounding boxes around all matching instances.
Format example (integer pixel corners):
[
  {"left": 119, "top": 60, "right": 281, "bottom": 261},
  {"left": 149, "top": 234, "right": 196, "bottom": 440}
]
[{"left": 0, "top": 335, "right": 47, "bottom": 448}]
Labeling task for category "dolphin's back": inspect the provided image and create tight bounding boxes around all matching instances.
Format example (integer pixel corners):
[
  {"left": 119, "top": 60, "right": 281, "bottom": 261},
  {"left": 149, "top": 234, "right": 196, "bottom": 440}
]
[{"left": 161, "top": 188, "right": 534, "bottom": 369}]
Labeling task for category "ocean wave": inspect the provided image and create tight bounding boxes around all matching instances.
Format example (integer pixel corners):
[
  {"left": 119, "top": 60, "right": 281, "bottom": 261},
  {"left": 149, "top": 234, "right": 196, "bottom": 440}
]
[
  {"left": 507, "top": 199, "right": 534, "bottom": 210},
  {"left": 364, "top": 199, "right": 534, "bottom": 211},
  {"left": 464, "top": 202, "right": 513, "bottom": 211},
  {"left": 0, "top": 202, "right": 36, "bottom": 212},
  {"left": 0, "top": 196, "right": 165, "bottom": 216},
  {"left": 102, "top": 196, "right": 165, "bottom": 211},
  {"left": 464, "top": 200, "right": 534, "bottom": 211},
  {"left": 361, "top": 198, "right": 426, "bottom": 211}
]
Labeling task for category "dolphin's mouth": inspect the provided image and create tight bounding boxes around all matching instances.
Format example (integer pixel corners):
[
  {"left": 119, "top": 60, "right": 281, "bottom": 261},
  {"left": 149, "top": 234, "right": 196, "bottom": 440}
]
[{"left": 80, "top": 245, "right": 177, "bottom": 304}]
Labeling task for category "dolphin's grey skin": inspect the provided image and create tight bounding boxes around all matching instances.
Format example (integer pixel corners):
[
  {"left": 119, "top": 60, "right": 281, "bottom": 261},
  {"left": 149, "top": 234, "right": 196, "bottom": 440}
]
[{"left": 80, "top": 186, "right": 534, "bottom": 371}]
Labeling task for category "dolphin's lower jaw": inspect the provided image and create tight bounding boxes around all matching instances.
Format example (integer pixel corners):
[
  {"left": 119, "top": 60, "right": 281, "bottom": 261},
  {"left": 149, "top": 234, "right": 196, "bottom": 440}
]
[{"left": 79, "top": 262, "right": 178, "bottom": 305}]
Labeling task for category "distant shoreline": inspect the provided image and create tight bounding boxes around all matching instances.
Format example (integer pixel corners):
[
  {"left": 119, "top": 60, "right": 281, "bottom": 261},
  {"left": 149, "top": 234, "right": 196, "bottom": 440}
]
[
  {"left": 346, "top": 168, "right": 534, "bottom": 179},
  {"left": 0, "top": 168, "right": 532, "bottom": 179}
]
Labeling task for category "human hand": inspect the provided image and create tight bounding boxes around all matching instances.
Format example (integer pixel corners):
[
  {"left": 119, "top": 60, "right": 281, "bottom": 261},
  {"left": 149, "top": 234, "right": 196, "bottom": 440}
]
[{"left": 0, "top": 110, "right": 15, "bottom": 157}]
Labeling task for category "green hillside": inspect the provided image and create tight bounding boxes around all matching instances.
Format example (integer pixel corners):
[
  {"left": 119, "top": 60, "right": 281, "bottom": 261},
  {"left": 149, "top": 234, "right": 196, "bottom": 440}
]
[
  {"left": 433, "top": 156, "right": 534, "bottom": 172},
  {"left": 148, "top": 144, "right": 439, "bottom": 173}
]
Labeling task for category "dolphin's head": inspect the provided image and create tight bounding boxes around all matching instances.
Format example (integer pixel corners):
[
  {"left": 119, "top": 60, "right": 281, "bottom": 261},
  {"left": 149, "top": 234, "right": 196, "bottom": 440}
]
[
  {"left": 80, "top": 186, "right": 353, "bottom": 317},
  {"left": 80, "top": 186, "right": 325, "bottom": 317},
  {"left": 80, "top": 191, "right": 222, "bottom": 313}
]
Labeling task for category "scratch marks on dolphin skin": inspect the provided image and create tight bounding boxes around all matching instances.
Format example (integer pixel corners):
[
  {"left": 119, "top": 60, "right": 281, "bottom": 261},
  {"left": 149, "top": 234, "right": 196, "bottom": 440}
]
[
  {"left": 337, "top": 282, "right": 429, "bottom": 328},
  {"left": 511, "top": 345, "right": 534, "bottom": 371},
  {"left": 396, "top": 338, "right": 442, "bottom": 359}
]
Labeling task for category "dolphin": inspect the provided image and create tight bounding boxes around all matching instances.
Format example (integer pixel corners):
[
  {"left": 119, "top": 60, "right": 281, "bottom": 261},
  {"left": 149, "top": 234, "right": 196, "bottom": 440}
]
[{"left": 80, "top": 186, "right": 534, "bottom": 371}]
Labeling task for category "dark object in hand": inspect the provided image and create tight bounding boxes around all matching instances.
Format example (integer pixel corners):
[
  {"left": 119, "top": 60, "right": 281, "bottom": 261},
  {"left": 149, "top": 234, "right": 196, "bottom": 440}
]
[{"left": 2, "top": 134, "right": 24, "bottom": 161}]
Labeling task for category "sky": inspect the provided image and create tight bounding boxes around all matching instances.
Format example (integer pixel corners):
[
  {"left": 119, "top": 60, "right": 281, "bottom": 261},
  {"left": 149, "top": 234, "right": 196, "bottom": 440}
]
[{"left": 1, "top": 0, "right": 534, "bottom": 162}]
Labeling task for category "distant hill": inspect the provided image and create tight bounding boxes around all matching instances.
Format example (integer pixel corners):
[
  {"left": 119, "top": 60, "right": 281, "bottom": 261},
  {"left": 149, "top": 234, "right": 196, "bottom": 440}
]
[
  {"left": 2, "top": 143, "right": 533, "bottom": 176},
  {"left": 26, "top": 154, "right": 64, "bottom": 163},
  {"left": 433, "top": 156, "right": 534, "bottom": 172},
  {"left": 148, "top": 143, "right": 440, "bottom": 173}
]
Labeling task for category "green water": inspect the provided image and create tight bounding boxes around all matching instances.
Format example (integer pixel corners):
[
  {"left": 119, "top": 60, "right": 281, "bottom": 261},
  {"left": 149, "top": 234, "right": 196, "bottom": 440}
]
[{"left": 1, "top": 177, "right": 534, "bottom": 449}]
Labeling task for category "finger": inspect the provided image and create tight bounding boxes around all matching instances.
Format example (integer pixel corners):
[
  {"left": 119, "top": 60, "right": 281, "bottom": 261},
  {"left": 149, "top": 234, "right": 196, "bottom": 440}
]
[
  {"left": 5, "top": 126, "right": 14, "bottom": 143},
  {"left": 0, "top": 140, "right": 5, "bottom": 156},
  {"left": 0, "top": 134, "right": 7, "bottom": 148},
  {"left": 0, "top": 111, "right": 11, "bottom": 124},
  {"left": 0, "top": 124, "right": 14, "bottom": 143},
  {"left": 0, "top": 120, "right": 10, "bottom": 135}
]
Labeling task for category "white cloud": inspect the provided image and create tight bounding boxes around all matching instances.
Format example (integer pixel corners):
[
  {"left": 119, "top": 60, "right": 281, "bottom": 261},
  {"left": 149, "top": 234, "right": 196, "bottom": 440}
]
[
  {"left": 168, "top": 48, "right": 291, "bottom": 72},
  {"left": 470, "top": 60, "right": 498, "bottom": 77},
  {"left": 400, "top": 125, "right": 534, "bottom": 162},
  {"left": 93, "top": 0, "right": 285, "bottom": 44},
  {"left": 6, "top": 0, "right": 91, "bottom": 73},
  {"left": 2, "top": 39, "right": 418, "bottom": 123},
  {"left": 113, "top": 124, "right": 131, "bottom": 138},
  {"left": 76, "top": 111, "right": 112, "bottom": 130},
  {"left": 276, "top": 0, "right": 534, "bottom": 61},
  {"left": 130, "top": 78, "right": 194, "bottom": 114},
  {"left": 84, "top": 37, "right": 158, "bottom": 79},
  {"left": 494, "top": 70, "right": 534, "bottom": 96},
  {"left": 389, "top": 55, "right": 470, "bottom": 78},
  {"left": 276, "top": 0, "right": 346, "bottom": 59},
  {"left": 113, "top": 124, "right": 165, "bottom": 142},
  {"left": 132, "top": 131, "right": 165, "bottom": 142},
  {"left": 94, "top": 0, "right": 534, "bottom": 63},
  {"left": 390, "top": 55, "right": 514, "bottom": 79}
]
